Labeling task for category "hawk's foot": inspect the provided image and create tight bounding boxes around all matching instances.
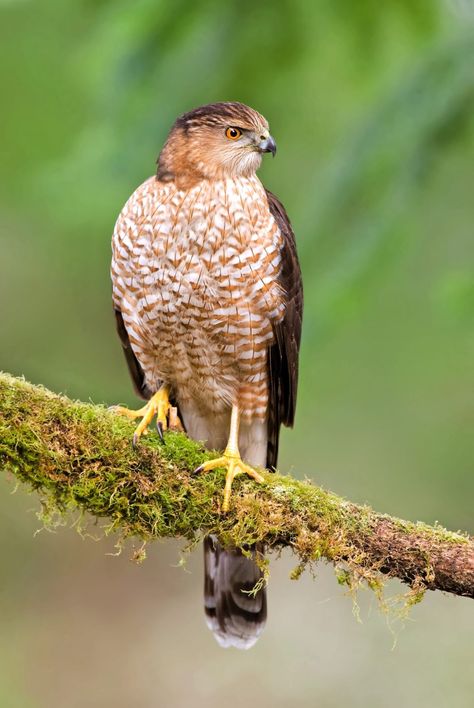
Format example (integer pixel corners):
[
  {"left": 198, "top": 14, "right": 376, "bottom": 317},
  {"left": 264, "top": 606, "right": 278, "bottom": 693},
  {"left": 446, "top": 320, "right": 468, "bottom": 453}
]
[
  {"left": 110, "top": 387, "right": 183, "bottom": 446},
  {"left": 195, "top": 451, "right": 265, "bottom": 513}
]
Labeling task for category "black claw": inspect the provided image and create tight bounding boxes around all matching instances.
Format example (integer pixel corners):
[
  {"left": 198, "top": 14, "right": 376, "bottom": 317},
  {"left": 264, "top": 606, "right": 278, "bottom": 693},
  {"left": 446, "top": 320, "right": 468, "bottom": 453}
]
[
  {"left": 132, "top": 433, "right": 139, "bottom": 449},
  {"left": 156, "top": 420, "right": 165, "bottom": 443},
  {"left": 193, "top": 465, "right": 204, "bottom": 475}
]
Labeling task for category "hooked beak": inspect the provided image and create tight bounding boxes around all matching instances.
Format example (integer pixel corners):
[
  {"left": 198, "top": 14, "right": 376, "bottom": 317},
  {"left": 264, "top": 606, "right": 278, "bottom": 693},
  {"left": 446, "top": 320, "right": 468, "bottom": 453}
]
[{"left": 258, "top": 135, "right": 277, "bottom": 157}]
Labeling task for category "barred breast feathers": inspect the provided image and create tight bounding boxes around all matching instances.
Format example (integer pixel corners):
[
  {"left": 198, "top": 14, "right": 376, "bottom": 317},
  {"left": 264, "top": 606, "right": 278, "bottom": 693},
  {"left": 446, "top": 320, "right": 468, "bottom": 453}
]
[{"left": 111, "top": 173, "right": 285, "bottom": 419}]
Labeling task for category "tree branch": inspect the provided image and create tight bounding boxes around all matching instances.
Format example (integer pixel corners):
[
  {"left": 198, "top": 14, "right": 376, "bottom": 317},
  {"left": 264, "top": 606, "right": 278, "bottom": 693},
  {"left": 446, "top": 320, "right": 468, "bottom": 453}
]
[{"left": 1, "top": 372, "right": 472, "bottom": 601}]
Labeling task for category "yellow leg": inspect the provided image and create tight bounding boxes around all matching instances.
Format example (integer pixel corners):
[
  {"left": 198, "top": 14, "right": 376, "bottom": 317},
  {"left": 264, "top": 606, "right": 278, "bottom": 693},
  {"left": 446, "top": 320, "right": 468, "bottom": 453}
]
[
  {"left": 110, "top": 386, "right": 183, "bottom": 446},
  {"left": 195, "top": 405, "right": 265, "bottom": 512}
]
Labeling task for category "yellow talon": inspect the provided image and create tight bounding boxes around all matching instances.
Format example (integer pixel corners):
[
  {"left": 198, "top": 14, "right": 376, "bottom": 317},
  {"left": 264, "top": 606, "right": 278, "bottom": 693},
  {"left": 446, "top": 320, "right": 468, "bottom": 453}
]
[
  {"left": 194, "top": 404, "right": 265, "bottom": 512},
  {"left": 197, "top": 452, "right": 264, "bottom": 512},
  {"left": 110, "top": 387, "right": 183, "bottom": 446}
]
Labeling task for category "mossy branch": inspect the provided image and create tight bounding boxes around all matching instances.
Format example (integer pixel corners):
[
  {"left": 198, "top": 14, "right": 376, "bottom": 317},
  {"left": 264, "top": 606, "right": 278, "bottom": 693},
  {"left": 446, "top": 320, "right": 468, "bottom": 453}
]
[{"left": 1, "top": 372, "right": 473, "bottom": 601}]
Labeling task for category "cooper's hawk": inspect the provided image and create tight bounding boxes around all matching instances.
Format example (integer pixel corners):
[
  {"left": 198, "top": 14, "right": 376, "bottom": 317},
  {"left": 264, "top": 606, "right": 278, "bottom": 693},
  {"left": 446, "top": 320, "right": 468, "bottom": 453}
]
[{"left": 111, "top": 102, "right": 303, "bottom": 648}]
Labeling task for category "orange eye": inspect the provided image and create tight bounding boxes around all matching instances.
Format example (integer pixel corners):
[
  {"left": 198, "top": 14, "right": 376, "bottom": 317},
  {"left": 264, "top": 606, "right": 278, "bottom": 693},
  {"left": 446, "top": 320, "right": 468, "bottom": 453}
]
[{"left": 225, "top": 127, "right": 242, "bottom": 140}]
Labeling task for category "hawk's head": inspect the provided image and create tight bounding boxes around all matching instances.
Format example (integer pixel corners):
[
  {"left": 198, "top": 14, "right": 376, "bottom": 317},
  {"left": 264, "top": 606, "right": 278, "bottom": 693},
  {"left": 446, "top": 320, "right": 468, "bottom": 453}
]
[{"left": 157, "top": 102, "right": 276, "bottom": 186}]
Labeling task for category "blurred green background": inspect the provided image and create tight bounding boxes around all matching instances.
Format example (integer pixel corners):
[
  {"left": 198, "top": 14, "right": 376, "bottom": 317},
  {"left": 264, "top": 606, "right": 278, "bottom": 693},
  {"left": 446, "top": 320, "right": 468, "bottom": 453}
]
[{"left": 1, "top": 1, "right": 473, "bottom": 706}]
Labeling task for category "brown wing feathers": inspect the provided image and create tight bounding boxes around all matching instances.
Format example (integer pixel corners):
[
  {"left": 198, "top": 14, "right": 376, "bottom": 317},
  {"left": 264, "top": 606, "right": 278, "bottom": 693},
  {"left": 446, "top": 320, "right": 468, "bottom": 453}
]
[
  {"left": 114, "top": 308, "right": 152, "bottom": 400},
  {"left": 265, "top": 189, "right": 303, "bottom": 470}
]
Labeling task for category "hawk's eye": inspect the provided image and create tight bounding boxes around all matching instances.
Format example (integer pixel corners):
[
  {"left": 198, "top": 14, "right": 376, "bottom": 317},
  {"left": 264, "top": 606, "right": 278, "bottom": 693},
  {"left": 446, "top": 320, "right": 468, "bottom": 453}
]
[{"left": 225, "top": 127, "right": 242, "bottom": 140}]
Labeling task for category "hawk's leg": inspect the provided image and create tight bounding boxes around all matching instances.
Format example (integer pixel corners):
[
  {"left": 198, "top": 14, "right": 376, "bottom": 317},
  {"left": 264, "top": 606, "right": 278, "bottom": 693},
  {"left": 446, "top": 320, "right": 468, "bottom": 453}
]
[
  {"left": 195, "top": 405, "right": 265, "bottom": 512},
  {"left": 111, "top": 386, "right": 183, "bottom": 446}
]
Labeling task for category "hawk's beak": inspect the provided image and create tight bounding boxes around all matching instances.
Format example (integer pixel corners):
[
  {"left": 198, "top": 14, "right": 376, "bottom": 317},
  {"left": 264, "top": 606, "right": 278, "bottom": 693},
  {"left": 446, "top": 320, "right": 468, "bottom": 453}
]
[{"left": 258, "top": 135, "right": 277, "bottom": 157}]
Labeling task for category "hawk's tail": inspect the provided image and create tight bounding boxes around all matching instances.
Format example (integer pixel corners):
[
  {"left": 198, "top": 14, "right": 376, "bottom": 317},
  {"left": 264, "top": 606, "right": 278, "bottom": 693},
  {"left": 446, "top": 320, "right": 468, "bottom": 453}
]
[{"left": 203, "top": 535, "right": 267, "bottom": 649}]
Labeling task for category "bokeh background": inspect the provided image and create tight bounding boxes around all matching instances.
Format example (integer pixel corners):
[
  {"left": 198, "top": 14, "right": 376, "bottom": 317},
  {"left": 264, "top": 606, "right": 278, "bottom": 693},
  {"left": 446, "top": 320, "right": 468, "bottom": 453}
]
[{"left": 1, "top": 1, "right": 473, "bottom": 706}]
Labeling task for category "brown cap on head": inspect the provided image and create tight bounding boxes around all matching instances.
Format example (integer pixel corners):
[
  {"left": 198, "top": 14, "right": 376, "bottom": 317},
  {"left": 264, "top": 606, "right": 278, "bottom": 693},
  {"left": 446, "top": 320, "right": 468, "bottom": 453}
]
[{"left": 174, "top": 102, "right": 269, "bottom": 134}]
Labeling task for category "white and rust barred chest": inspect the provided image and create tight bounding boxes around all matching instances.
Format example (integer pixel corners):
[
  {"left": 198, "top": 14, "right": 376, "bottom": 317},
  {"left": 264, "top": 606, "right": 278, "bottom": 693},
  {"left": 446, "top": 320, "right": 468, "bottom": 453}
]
[{"left": 111, "top": 174, "right": 285, "bottom": 420}]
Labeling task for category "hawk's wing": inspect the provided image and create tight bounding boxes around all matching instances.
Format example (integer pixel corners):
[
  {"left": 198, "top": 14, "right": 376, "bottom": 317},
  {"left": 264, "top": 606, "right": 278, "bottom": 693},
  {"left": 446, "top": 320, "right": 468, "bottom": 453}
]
[
  {"left": 114, "top": 308, "right": 153, "bottom": 400},
  {"left": 265, "top": 189, "right": 303, "bottom": 469}
]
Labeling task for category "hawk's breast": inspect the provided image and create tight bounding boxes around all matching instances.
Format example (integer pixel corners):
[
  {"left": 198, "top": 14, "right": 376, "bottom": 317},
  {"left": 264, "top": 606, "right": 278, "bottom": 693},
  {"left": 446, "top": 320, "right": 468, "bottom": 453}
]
[{"left": 112, "top": 175, "right": 285, "bottom": 417}]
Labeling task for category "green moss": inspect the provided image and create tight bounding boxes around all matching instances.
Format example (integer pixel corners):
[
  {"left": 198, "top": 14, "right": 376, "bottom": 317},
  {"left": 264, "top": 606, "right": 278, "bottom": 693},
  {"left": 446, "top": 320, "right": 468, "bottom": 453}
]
[{"left": 0, "top": 371, "right": 472, "bottom": 613}]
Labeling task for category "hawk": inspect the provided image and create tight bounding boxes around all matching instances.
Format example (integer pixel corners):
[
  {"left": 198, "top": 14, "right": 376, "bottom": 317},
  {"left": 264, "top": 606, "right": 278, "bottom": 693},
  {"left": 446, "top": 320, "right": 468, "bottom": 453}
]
[{"left": 111, "top": 102, "right": 303, "bottom": 649}]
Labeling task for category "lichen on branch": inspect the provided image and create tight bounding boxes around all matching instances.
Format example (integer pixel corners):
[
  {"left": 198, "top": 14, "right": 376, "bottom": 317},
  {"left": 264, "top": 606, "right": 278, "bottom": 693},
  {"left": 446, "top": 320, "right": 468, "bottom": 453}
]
[{"left": 0, "top": 372, "right": 473, "bottom": 601}]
